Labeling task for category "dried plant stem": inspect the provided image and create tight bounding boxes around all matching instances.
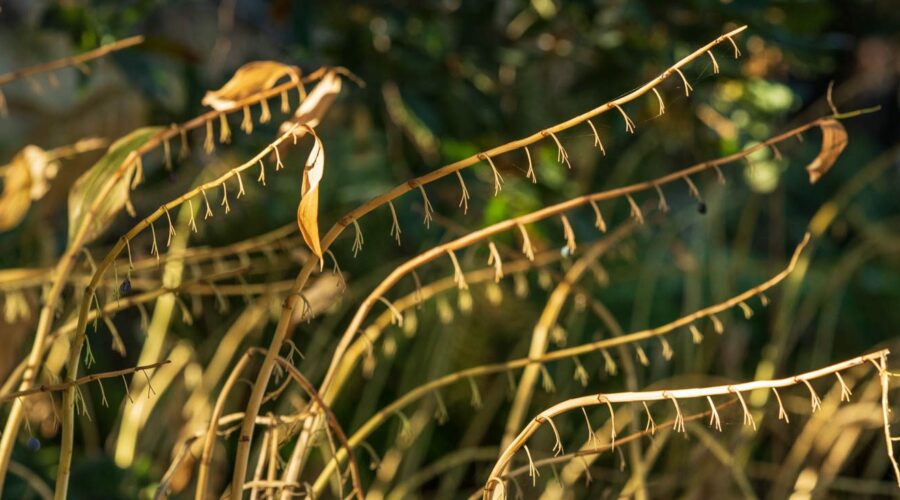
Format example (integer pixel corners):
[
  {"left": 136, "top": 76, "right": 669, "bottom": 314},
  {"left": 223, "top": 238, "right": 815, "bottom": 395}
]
[
  {"left": 0, "top": 68, "right": 331, "bottom": 495},
  {"left": 0, "top": 267, "right": 251, "bottom": 398},
  {"left": 0, "top": 224, "right": 301, "bottom": 293},
  {"left": 878, "top": 354, "right": 900, "bottom": 487},
  {"left": 499, "top": 399, "right": 741, "bottom": 483},
  {"left": 54, "top": 125, "right": 306, "bottom": 499},
  {"left": 502, "top": 226, "right": 633, "bottom": 450},
  {"left": 0, "top": 36, "right": 144, "bottom": 87},
  {"left": 196, "top": 351, "right": 256, "bottom": 499},
  {"left": 324, "top": 247, "right": 571, "bottom": 405},
  {"left": 321, "top": 120, "right": 818, "bottom": 406},
  {"left": 0, "top": 361, "right": 169, "bottom": 403},
  {"left": 0, "top": 235, "right": 87, "bottom": 496},
  {"left": 483, "top": 350, "right": 889, "bottom": 497},
  {"left": 311, "top": 236, "right": 808, "bottom": 490},
  {"left": 197, "top": 349, "right": 363, "bottom": 500},
  {"left": 238, "top": 27, "right": 752, "bottom": 493}
]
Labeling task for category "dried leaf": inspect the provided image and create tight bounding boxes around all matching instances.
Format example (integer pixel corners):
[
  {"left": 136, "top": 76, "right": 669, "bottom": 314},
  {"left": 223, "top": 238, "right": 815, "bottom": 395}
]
[
  {"left": 297, "top": 133, "right": 325, "bottom": 257},
  {"left": 279, "top": 69, "right": 342, "bottom": 136},
  {"left": 202, "top": 61, "right": 301, "bottom": 111},
  {"left": 806, "top": 119, "right": 848, "bottom": 183},
  {"left": 0, "top": 146, "right": 58, "bottom": 230},
  {"left": 68, "top": 127, "right": 162, "bottom": 245}
]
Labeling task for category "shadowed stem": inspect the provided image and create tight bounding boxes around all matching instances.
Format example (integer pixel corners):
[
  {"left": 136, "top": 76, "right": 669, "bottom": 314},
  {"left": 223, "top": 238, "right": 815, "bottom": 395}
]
[
  {"left": 0, "top": 361, "right": 170, "bottom": 403},
  {"left": 0, "top": 36, "right": 144, "bottom": 87}
]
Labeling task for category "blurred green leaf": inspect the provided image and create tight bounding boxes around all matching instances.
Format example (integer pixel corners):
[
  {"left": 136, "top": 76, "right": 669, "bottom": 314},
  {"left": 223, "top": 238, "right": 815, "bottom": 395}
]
[{"left": 67, "top": 127, "right": 161, "bottom": 245}]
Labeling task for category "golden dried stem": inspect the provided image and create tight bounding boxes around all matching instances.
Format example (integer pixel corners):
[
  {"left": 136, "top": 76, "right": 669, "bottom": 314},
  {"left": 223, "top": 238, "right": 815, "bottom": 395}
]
[{"left": 484, "top": 350, "right": 888, "bottom": 496}]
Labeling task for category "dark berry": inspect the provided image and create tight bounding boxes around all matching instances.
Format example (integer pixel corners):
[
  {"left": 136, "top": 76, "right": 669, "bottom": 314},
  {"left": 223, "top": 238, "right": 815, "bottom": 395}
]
[
  {"left": 120, "top": 277, "right": 132, "bottom": 295},
  {"left": 697, "top": 201, "right": 707, "bottom": 214},
  {"left": 26, "top": 437, "right": 40, "bottom": 451}
]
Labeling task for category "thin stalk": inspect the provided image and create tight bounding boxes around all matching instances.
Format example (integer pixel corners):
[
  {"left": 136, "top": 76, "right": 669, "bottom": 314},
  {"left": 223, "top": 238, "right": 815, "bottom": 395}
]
[
  {"left": 0, "top": 361, "right": 169, "bottom": 403},
  {"left": 0, "top": 36, "right": 144, "bottom": 86},
  {"left": 483, "top": 349, "right": 889, "bottom": 498}
]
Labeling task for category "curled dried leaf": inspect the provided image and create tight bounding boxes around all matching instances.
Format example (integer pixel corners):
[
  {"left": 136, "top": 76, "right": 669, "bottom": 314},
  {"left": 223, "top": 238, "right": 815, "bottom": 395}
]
[
  {"left": 807, "top": 119, "right": 848, "bottom": 184},
  {"left": 280, "top": 69, "right": 343, "bottom": 136},
  {"left": 297, "top": 130, "right": 325, "bottom": 257},
  {"left": 202, "top": 61, "right": 301, "bottom": 111},
  {"left": 0, "top": 146, "right": 59, "bottom": 230}
]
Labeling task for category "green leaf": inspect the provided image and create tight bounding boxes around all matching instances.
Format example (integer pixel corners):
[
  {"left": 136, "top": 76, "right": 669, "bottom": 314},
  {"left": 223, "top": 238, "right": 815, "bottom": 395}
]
[{"left": 68, "top": 127, "right": 162, "bottom": 245}]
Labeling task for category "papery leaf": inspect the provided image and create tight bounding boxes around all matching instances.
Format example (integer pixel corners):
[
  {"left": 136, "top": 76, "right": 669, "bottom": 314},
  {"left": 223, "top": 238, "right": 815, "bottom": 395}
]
[
  {"left": 0, "top": 146, "right": 59, "bottom": 231},
  {"left": 279, "top": 69, "right": 342, "bottom": 136},
  {"left": 806, "top": 119, "right": 848, "bottom": 184},
  {"left": 68, "top": 127, "right": 162, "bottom": 245},
  {"left": 202, "top": 61, "right": 301, "bottom": 111},
  {"left": 297, "top": 133, "right": 325, "bottom": 257}
]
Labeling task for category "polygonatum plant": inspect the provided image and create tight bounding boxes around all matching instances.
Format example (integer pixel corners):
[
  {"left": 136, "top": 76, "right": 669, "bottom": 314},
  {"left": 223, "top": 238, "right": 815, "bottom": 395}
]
[{"left": 0, "top": 19, "right": 897, "bottom": 500}]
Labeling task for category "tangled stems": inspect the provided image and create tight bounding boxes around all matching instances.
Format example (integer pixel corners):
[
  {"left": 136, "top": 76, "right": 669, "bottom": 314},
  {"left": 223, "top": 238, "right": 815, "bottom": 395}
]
[
  {"left": 322, "top": 117, "right": 823, "bottom": 404},
  {"left": 0, "top": 223, "right": 300, "bottom": 293},
  {"left": 483, "top": 349, "right": 890, "bottom": 498},
  {"left": 196, "top": 348, "right": 363, "bottom": 500},
  {"left": 323, "top": 232, "right": 632, "bottom": 406},
  {"left": 310, "top": 232, "right": 810, "bottom": 492},
  {"left": 275, "top": 102, "right": 850, "bottom": 495},
  {"left": 53, "top": 123, "right": 311, "bottom": 498},
  {"left": 503, "top": 226, "right": 634, "bottom": 449},
  {"left": 228, "top": 27, "right": 750, "bottom": 493},
  {"left": 0, "top": 68, "right": 330, "bottom": 496},
  {"left": 0, "top": 265, "right": 274, "bottom": 399}
]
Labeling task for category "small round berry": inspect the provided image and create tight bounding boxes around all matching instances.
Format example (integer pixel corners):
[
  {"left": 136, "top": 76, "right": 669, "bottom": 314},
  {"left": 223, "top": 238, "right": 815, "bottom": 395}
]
[
  {"left": 26, "top": 436, "right": 40, "bottom": 451},
  {"left": 120, "top": 277, "right": 132, "bottom": 295},
  {"left": 697, "top": 202, "right": 707, "bottom": 214}
]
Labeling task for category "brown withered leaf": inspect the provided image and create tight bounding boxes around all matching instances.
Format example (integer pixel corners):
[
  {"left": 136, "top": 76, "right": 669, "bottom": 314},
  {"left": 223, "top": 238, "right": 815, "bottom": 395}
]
[
  {"left": 297, "top": 131, "right": 325, "bottom": 257},
  {"left": 202, "top": 61, "right": 302, "bottom": 111},
  {"left": 279, "top": 69, "right": 342, "bottom": 137},
  {"left": 0, "top": 146, "right": 59, "bottom": 231},
  {"left": 807, "top": 119, "right": 848, "bottom": 183}
]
